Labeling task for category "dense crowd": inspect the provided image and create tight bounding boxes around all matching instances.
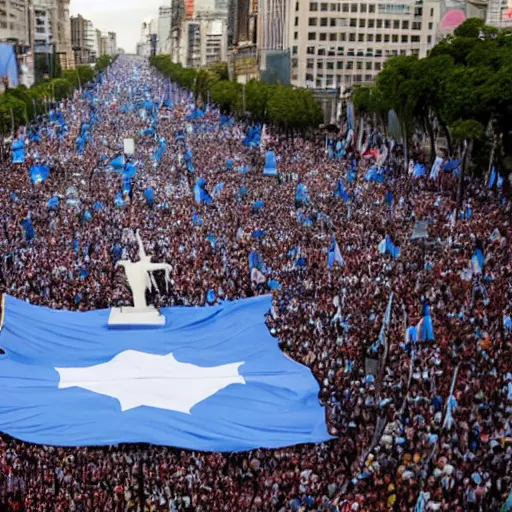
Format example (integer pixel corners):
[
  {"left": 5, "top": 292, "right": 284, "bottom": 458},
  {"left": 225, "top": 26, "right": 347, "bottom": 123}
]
[{"left": 0, "top": 57, "right": 511, "bottom": 512}]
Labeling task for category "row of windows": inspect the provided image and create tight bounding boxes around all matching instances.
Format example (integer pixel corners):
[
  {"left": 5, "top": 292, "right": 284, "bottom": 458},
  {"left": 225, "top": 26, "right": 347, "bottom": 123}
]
[
  {"left": 297, "top": 46, "right": 415, "bottom": 57},
  {"left": 303, "top": 72, "right": 377, "bottom": 87},
  {"left": 306, "top": 17, "right": 428, "bottom": 30},
  {"left": 306, "top": 59, "right": 383, "bottom": 71},
  {"left": 305, "top": 31, "right": 424, "bottom": 43},
  {"left": 308, "top": 2, "right": 431, "bottom": 16}
]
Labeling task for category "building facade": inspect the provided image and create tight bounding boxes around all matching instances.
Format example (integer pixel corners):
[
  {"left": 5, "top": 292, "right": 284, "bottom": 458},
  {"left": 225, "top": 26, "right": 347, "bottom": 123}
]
[
  {"left": 32, "top": 0, "right": 73, "bottom": 69},
  {"left": 180, "top": 17, "right": 227, "bottom": 67},
  {"left": 170, "top": 0, "right": 186, "bottom": 62},
  {"left": 55, "top": 0, "right": 73, "bottom": 68},
  {"left": 157, "top": 6, "right": 172, "bottom": 54},
  {"left": 257, "top": 0, "right": 290, "bottom": 51},
  {"left": 486, "top": 0, "right": 512, "bottom": 27},
  {"left": 71, "top": 14, "right": 96, "bottom": 64},
  {"left": 137, "top": 19, "right": 157, "bottom": 57},
  {"left": 290, "top": 0, "right": 440, "bottom": 91},
  {"left": 0, "top": 0, "right": 33, "bottom": 46}
]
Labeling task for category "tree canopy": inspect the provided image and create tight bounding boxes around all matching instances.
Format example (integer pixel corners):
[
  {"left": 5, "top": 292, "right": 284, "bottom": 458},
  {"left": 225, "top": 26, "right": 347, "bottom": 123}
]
[
  {"left": 352, "top": 18, "right": 512, "bottom": 177},
  {"left": 150, "top": 55, "right": 323, "bottom": 134},
  {"left": 0, "top": 60, "right": 113, "bottom": 136}
]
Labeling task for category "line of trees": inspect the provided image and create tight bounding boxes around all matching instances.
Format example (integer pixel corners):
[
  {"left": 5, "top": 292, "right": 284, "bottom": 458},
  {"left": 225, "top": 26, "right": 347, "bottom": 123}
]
[
  {"left": 150, "top": 55, "right": 324, "bottom": 136},
  {"left": 0, "top": 55, "right": 116, "bottom": 137},
  {"left": 352, "top": 18, "right": 512, "bottom": 184}
]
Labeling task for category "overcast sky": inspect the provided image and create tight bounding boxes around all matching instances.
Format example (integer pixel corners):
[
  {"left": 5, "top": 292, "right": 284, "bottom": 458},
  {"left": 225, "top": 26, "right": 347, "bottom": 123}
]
[{"left": 70, "top": 0, "right": 164, "bottom": 53}]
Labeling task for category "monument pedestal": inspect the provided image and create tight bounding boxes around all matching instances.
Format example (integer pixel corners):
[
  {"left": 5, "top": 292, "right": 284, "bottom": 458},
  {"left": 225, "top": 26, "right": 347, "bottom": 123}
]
[{"left": 108, "top": 307, "right": 166, "bottom": 328}]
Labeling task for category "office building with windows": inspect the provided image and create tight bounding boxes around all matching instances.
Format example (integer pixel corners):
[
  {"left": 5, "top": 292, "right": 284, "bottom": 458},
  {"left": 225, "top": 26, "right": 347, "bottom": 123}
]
[{"left": 290, "top": 0, "right": 440, "bottom": 90}]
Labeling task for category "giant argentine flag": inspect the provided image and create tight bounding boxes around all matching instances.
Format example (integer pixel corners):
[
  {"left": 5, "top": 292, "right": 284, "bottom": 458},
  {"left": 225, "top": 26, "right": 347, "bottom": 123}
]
[{"left": 0, "top": 295, "right": 332, "bottom": 451}]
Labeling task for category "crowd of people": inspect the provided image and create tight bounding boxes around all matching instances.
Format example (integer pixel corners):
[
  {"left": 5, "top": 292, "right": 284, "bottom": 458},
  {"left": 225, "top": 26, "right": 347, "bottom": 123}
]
[{"left": 0, "top": 56, "right": 510, "bottom": 512}]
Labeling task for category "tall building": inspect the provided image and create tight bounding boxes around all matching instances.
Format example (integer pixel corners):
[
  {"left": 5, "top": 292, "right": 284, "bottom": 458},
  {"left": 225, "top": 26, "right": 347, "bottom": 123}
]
[
  {"left": 85, "top": 19, "right": 98, "bottom": 61},
  {"left": 257, "top": 0, "right": 291, "bottom": 84},
  {"left": 0, "top": 0, "right": 33, "bottom": 46},
  {"left": 258, "top": 0, "right": 290, "bottom": 51},
  {"left": 157, "top": 6, "right": 172, "bottom": 54},
  {"left": 170, "top": 0, "right": 186, "bottom": 62},
  {"left": 290, "top": 0, "right": 440, "bottom": 91},
  {"left": 233, "top": 0, "right": 251, "bottom": 43},
  {"left": 55, "top": 0, "right": 74, "bottom": 68},
  {"left": 96, "top": 28, "right": 104, "bottom": 56},
  {"left": 33, "top": 0, "right": 74, "bottom": 70},
  {"left": 227, "top": 0, "right": 258, "bottom": 82},
  {"left": 106, "top": 31, "right": 117, "bottom": 55},
  {"left": 137, "top": 19, "right": 157, "bottom": 56},
  {"left": 71, "top": 14, "right": 95, "bottom": 64},
  {"left": 181, "top": 17, "right": 227, "bottom": 67}
]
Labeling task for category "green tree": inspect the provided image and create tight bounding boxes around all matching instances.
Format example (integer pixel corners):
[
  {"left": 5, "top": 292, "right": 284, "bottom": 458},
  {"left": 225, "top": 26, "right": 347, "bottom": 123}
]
[
  {"left": 454, "top": 18, "right": 486, "bottom": 38},
  {"left": 451, "top": 119, "right": 485, "bottom": 206},
  {"left": 96, "top": 55, "right": 112, "bottom": 73},
  {"left": 210, "top": 81, "right": 242, "bottom": 114},
  {"left": 0, "top": 96, "right": 27, "bottom": 135},
  {"left": 376, "top": 56, "right": 418, "bottom": 164}
]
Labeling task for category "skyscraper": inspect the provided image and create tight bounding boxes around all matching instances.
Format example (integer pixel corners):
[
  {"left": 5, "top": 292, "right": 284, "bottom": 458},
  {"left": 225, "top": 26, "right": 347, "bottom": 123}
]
[{"left": 157, "top": 6, "right": 172, "bottom": 54}]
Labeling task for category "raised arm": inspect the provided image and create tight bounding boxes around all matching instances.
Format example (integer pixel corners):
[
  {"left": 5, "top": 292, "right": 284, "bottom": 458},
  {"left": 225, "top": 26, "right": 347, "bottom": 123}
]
[{"left": 135, "top": 230, "right": 147, "bottom": 260}]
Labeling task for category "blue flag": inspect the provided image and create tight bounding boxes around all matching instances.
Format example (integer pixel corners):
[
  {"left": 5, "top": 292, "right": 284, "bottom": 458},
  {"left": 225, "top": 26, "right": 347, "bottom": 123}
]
[
  {"left": 263, "top": 151, "right": 278, "bottom": 176},
  {"left": 0, "top": 295, "right": 331, "bottom": 451},
  {"left": 47, "top": 197, "right": 59, "bottom": 210},
  {"left": 29, "top": 165, "right": 50, "bottom": 183},
  {"left": 108, "top": 155, "right": 125, "bottom": 170},
  {"left": 194, "top": 178, "right": 212, "bottom": 205},
  {"left": 22, "top": 216, "right": 35, "bottom": 241},
  {"left": 488, "top": 166, "right": 496, "bottom": 189},
  {"left": 252, "top": 200, "right": 264, "bottom": 211},
  {"left": 144, "top": 187, "right": 154, "bottom": 206},
  {"left": 296, "top": 183, "right": 310, "bottom": 205},
  {"left": 114, "top": 193, "right": 125, "bottom": 207},
  {"left": 335, "top": 179, "right": 349, "bottom": 201},
  {"left": 248, "top": 251, "right": 264, "bottom": 270},
  {"left": 12, "top": 138, "right": 25, "bottom": 163}
]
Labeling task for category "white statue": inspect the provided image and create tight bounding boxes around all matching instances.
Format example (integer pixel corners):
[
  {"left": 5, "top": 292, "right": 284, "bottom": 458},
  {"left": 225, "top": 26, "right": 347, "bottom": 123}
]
[{"left": 109, "top": 230, "right": 172, "bottom": 327}]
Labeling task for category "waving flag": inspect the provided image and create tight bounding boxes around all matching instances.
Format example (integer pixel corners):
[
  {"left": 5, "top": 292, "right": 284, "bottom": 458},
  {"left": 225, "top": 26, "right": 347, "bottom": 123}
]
[
  {"left": 22, "top": 216, "right": 35, "bottom": 241},
  {"left": 194, "top": 178, "right": 213, "bottom": 205},
  {"left": 12, "top": 138, "right": 25, "bottom": 163},
  {"left": 153, "top": 138, "right": 166, "bottom": 164},
  {"left": 296, "top": 183, "right": 310, "bottom": 205},
  {"left": 29, "top": 165, "right": 50, "bottom": 184},
  {"left": 47, "top": 197, "right": 59, "bottom": 210},
  {"left": 488, "top": 166, "right": 496, "bottom": 189},
  {"left": 263, "top": 151, "right": 278, "bottom": 176},
  {"left": 327, "top": 236, "right": 345, "bottom": 268},
  {"left": 144, "top": 187, "right": 154, "bottom": 206},
  {"left": 0, "top": 295, "right": 332, "bottom": 451},
  {"left": 378, "top": 235, "right": 400, "bottom": 259},
  {"left": 248, "top": 251, "right": 264, "bottom": 271},
  {"left": 108, "top": 155, "right": 125, "bottom": 170},
  {"left": 335, "top": 179, "right": 349, "bottom": 201}
]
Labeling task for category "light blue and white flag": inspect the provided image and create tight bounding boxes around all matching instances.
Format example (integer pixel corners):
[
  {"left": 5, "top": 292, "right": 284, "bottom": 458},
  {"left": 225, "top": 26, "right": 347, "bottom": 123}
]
[
  {"left": 0, "top": 295, "right": 332, "bottom": 451},
  {"left": 327, "top": 236, "right": 345, "bottom": 268}
]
